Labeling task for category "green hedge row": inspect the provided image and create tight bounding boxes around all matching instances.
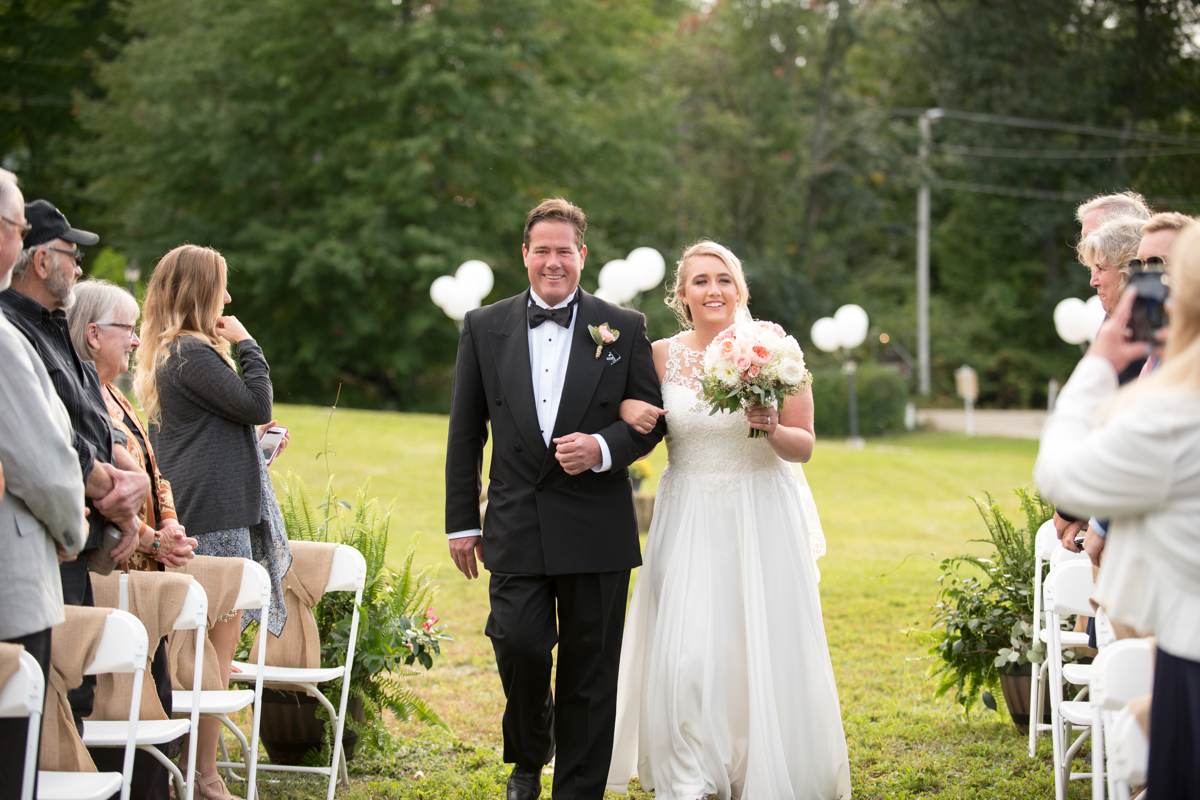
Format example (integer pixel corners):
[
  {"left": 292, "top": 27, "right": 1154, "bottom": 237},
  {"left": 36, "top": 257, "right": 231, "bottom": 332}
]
[{"left": 811, "top": 363, "right": 908, "bottom": 438}]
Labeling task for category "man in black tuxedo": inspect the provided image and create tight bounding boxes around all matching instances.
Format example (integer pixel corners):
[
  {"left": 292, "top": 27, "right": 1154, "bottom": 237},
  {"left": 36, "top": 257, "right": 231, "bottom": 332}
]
[{"left": 445, "top": 198, "right": 665, "bottom": 799}]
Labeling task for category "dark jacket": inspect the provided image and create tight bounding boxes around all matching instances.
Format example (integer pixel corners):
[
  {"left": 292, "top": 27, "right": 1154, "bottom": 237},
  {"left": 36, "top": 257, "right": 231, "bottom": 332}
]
[
  {"left": 149, "top": 336, "right": 273, "bottom": 534},
  {"left": 444, "top": 290, "right": 666, "bottom": 575}
]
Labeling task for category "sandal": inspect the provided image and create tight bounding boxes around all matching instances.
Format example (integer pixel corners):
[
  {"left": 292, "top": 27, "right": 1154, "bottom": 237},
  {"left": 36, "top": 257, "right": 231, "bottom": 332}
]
[{"left": 195, "top": 772, "right": 240, "bottom": 800}]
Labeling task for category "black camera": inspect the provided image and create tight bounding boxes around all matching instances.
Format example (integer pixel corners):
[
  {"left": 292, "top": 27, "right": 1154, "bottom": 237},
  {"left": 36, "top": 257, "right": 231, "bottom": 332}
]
[{"left": 1128, "top": 269, "right": 1168, "bottom": 343}]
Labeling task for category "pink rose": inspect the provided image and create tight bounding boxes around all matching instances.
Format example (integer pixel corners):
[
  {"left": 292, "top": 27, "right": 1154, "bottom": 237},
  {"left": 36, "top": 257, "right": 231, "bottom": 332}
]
[
  {"left": 750, "top": 344, "right": 770, "bottom": 365},
  {"left": 718, "top": 338, "right": 737, "bottom": 359},
  {"left": 746, "top": 365, "right": 760, "bottom": 378},
  {"left": 735, "top": 356, "right": 751, "bottom": 372},
  {"left": 598, "top": 323, "right": 617, "bottom": 344}
]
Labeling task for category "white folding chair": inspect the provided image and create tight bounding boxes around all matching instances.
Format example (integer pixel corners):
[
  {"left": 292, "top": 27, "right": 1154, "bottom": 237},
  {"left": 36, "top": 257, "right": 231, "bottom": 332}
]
[
  {"left": 1089, "top": 637, "right": 1154, "bottom": 800},
  {"left": 0, "top": 648, "right": 46, "bottom": 800},
  {"left": 39, "top": 608, "right": 148, "bottom": 800},
  {"left": 1107, "top": 705, "right": 1149, "bottom": 800},
  {"left": 229, "top": 544, "right": 366, "bottom": 800},
  {"left": 172, "top": 559, "right": 271, "bottom": 800},
  {"left": 83, "top": 574, "right": 208, "bottom": 800},
  {"left": 1030, "top": 519, "right": 1091, "bottom": 756},
  {"left": 1044, "top": 559, "right": 1097, "bottom": 800}
]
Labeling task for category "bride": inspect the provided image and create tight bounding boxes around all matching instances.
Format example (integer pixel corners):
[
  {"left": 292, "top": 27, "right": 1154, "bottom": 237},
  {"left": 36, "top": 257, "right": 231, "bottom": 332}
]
[{"left": 606, "top": 241, "right": 851, "bottom": 799}]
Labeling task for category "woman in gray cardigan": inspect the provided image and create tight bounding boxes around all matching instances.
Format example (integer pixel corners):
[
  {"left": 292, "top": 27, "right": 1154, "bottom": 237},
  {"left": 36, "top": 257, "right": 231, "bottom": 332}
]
[{"left": 135, "top": 243, "right": 291, "bottom": 800}]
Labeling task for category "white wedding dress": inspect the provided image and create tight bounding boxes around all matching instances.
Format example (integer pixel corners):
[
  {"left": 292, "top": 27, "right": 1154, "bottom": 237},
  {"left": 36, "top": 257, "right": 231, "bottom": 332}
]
[{"left": 607, "top": 335, "right": 852, "bottom": 800}]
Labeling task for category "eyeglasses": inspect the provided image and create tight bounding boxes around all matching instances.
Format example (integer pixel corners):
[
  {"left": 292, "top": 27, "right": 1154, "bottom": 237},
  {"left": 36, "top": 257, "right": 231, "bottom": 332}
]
[
  {"left": 96, "top": 322, "right": 135, "bottom": 333},
  {"left": 47, "top": 246, "right": 84, "bottom": 265},
  {"left": 1, "top": 215, "right": 31, "bottom": 236},
  {"left": 1127, "top": 256, "right": 1167, "bottom": 272}
]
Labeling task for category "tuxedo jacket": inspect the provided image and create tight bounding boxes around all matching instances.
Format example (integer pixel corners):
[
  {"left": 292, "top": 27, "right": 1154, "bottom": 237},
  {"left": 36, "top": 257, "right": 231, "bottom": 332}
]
[{"left": 445, "top": 289, "right": 665, "bottom": 575}]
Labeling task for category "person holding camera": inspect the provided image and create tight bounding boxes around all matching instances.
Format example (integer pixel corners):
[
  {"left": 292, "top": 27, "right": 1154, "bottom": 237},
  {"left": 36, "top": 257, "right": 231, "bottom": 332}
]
[
  {"left": 1035, "top": 221, "right": 1200, "bottom": 797},
  {"left": 136, "top": 244, "right": 291, "bottom": 800}
]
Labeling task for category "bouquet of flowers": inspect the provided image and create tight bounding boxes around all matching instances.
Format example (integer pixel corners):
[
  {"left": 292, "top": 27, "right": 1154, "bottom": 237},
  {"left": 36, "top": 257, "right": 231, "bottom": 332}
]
[{"left": 698, "top": 319, "right": 812, "bottom": 438}]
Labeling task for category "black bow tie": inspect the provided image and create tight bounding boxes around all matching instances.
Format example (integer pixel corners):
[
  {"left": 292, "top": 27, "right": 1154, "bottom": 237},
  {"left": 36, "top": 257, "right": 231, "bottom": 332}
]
[{"left": 528, "top": 299, "right": 576, "bottom": 329}]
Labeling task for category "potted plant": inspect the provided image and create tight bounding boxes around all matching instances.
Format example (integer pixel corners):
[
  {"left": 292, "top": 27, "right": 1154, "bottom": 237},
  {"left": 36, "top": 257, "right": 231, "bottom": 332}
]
[
  {"left": 253, "top": 478, "right": 449, "bottom": 765},
  {"left": 928, "top": 488, "right": 1063, "bottom": 732}
]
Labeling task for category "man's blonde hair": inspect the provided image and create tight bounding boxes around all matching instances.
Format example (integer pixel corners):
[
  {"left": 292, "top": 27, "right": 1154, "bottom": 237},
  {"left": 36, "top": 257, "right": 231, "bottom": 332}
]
[{"left": 1142, "top": 211, "right": 1195, "bottom": 236}]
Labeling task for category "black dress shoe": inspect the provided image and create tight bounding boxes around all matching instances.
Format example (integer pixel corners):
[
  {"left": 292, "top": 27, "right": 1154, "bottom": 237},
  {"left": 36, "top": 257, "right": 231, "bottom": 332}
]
[{"left": 506, "top": 766, "right": 541, "bottom": 800}]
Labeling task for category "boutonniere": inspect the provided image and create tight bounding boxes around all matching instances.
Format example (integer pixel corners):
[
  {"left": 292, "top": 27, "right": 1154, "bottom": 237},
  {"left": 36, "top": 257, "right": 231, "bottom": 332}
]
[{"left": 588, "top": 323, "right": 620, "bottom": 359}]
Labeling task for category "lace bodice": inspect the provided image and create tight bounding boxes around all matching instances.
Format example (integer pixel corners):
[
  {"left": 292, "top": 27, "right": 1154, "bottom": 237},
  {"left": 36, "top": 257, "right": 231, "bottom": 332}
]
[{"left": 661, "top": 334, "right": 786, "bottom": 477}]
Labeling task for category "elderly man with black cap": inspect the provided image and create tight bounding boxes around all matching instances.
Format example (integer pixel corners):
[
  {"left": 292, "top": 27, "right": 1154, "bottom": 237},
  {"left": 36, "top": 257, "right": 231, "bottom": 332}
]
[{"left": 1, "top": 198, "right": 150, "bottom": 720}]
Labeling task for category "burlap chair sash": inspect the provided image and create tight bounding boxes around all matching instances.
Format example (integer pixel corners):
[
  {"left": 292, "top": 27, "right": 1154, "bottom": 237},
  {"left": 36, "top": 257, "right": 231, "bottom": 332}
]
[
  {"left": 40, "top": 605, "right": 112, "bottom": 772},
  {"left": 166, "top": 556, "right": 244, "bottom": 691},
  {"left": 250, "top": 541, "right": 337, "bottom": 668},
  {"left": 90, "top": 570, "right": 193, "bottom": 721},
  {"left": 0, "top": 641, "right": 23, "bottom": 695}
]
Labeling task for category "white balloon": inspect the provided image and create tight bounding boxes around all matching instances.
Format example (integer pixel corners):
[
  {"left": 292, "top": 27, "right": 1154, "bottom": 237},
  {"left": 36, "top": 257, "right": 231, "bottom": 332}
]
[
  {"left": 593, "top": 286, "right": 619, "bottom": 304},
  {"left": 627, "top": 247, "right": 666, "bottom": 292},
  {"left": 1082, "top": 294, "right": 1107, "bottom": 341},
  {"left": 810, "top": 317, "right": 841, "bottom": 353},
  {"left": 430, "top": 275, "right": 457, "bottom": 309},
  {"left": 455, "top": 260, "right": 494, "bottom": 302},
  {"left": 441, "top": 285, "right": 479, "bottom": 322},
  {"left": 834, "top": 303, "right": 870, "bottom": 349},
  {"left": 1053, "top": 297, "right": 1089, "bottom": 345},
  {"left": 599, "top": 259, "right": 640, "bottom": 303}
]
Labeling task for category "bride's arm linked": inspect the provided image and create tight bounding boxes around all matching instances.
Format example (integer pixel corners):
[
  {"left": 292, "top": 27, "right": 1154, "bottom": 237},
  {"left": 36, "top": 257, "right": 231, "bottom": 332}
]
[
  {"left": 619, "top": 340, "right": 670, "bottom": 435},
  {"left": 747, "top": 386, "right": 815, "bottom": 462}
]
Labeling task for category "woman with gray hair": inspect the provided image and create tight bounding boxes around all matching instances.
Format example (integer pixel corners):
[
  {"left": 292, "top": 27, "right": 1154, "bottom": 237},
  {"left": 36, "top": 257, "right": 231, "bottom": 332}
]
[
  {"left": 66, "top": 279, "right": 197, "bottom": 800},
  {"left": 1076, "top": 215, "right": 1146, "bottom": 317}
]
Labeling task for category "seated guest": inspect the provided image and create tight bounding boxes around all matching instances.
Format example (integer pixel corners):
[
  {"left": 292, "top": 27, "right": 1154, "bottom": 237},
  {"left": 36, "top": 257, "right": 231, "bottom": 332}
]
[
  {"left": 1035, "top": 222, "right": 1200, "bottom": 798},
  {"left": 137, "top": 244, "right": 292, "bottom": 800},
  {"left": 0, "top": 170, "right": 88, "bottom": 800}
]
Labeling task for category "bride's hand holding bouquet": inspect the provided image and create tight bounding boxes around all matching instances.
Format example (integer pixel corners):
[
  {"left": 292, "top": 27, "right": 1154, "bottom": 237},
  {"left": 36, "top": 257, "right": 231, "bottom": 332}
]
[{"left": 698, "top": 319, "right": 812, "bottom": 438}]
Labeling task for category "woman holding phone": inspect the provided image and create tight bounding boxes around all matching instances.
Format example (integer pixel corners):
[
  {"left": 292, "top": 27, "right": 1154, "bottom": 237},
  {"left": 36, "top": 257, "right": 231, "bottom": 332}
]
[{"left": 136, "top": 244, "right": 292, "bottom": 800}]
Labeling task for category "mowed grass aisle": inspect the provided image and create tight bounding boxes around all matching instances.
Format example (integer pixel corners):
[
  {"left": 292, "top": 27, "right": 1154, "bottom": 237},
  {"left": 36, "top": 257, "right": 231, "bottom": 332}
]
[{"left": 256, "top": 402, "right": 1069, "bottom": 799}]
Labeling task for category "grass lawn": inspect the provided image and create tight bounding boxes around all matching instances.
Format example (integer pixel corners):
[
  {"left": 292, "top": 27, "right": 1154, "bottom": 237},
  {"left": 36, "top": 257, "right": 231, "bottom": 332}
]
[{"left": 245, "top": 402, "right": 1077, "bottom": 799}]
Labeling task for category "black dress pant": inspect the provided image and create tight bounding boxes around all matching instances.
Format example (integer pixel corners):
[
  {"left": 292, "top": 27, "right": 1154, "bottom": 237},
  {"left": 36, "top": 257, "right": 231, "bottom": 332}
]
[
  {"left": 486, "top": 570, "right": 630, "bottom": 800},
  {"left": 0, "top": 627, "right": 52, "bottom": 800},
  {"left": 1147, "top": 646, "right": 1200, "bottom": 799},
  {"left": 60, "top": 558, "right": 96, "bottom": 724}
]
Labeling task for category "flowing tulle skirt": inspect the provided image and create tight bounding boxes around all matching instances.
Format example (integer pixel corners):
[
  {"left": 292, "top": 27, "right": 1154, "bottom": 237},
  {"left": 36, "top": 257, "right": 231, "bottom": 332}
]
[{"left": 608, "top": 463, "right": 851, "bottom": 799}]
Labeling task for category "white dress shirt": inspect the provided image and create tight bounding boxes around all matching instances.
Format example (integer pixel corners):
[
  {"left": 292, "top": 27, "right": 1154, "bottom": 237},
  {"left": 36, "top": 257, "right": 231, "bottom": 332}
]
[
  {"left": 447, "top": 288, "right": 611, "bottom": 541},
  {"left": 1034, "top": 355, "right": 1200, "bottom": 661}
]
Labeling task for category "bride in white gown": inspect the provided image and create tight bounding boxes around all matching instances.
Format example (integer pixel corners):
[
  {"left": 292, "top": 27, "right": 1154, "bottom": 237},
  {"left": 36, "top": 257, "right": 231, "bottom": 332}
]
[{"left": 606, "top": 241, "right": 851, "bottom": 800}]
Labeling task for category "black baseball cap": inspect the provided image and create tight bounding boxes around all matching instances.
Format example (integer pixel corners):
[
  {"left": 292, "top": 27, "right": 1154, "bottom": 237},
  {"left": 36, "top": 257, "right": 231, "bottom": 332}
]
[{"left": 23, "top": 199, "right": 99, "bottom": 248}]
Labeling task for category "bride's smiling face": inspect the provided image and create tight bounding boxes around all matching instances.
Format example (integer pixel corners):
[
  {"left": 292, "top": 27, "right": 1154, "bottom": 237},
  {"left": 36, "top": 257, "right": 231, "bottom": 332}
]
[{"left": 681, "top": 254, "right": 739, "bottom": 328}]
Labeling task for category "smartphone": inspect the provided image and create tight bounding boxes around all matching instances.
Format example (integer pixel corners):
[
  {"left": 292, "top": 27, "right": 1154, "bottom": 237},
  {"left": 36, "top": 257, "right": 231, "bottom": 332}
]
[
  {"left": 259, "top": 426, "right": 287, "bottom": 466},
  {"left": 1128, "top": 270, "right": 1169, "bottom": 343}
]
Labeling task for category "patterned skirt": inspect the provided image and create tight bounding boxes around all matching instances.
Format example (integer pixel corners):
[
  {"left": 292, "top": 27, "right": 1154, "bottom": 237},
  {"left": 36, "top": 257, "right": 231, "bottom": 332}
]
[{"left": 192, "top": 446, "right": 292, "bottom": 637}]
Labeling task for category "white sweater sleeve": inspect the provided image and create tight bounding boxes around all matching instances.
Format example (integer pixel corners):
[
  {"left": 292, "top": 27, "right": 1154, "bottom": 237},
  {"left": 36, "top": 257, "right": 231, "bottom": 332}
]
[{"left": 1034, "top": 356, "right": 1174, "bottom": 520}]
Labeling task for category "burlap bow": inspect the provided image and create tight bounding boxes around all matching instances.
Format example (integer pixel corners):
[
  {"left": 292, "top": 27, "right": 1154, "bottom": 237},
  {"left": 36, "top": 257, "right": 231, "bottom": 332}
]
[
  {"left": 166, "top": 556, "right": 244, "bottom": 690},
  {"left": 40, "top": 606, "right": 111, "bottom": 772},
  {"left": 249, "top": 540, "right": 337, "bottom": 668},
  {"left": 90, "top": 570, "right": 193, "bottom": 721}
]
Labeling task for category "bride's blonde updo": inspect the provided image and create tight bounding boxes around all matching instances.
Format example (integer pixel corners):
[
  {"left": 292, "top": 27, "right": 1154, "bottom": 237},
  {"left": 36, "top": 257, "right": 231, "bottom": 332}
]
[{"left": 665, "top": 240, "right": 751, "bottom": 328}]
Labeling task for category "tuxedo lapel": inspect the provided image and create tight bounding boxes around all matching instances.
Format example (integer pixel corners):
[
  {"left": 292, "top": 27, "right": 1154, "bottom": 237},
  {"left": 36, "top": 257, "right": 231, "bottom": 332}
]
[
  {"left": 550, "top": 291, "right": 607, "bottom": 443},
  {"left": 488, "top": 295, "right": 546, "bottom": 457}
]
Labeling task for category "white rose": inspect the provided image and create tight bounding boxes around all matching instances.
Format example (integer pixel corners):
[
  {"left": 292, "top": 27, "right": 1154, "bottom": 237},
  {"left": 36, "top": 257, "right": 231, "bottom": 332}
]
[{"left": 778, "top": 358, "right": 807, "bottom": 387}]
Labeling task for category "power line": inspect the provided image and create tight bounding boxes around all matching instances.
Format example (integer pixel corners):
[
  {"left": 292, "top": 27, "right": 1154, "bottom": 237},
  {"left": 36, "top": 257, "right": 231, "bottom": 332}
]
[
  {"left": 891, "top": 107, "right": 1200, "bottom": 147},
  {"left": 932, "top": 177, "right": 1200, "bottom": 209},
  {"left": 936, "top": 143, "right": 1200, "bottom": 161}
]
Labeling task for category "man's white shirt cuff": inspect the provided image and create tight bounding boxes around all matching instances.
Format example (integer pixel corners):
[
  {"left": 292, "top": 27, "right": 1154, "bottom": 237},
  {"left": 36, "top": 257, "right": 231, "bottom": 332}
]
[
  {"left": 590, "top": 433, "right": 612, "bottom": 472},
  {"left": 447, "top": 529, "right": 481, "bottom": 540}
]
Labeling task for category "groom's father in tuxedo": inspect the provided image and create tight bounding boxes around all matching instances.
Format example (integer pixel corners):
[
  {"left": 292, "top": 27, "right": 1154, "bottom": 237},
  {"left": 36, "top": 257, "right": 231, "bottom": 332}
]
[{"left": 445, "top": 198, "right": 665, "bottom": 800}]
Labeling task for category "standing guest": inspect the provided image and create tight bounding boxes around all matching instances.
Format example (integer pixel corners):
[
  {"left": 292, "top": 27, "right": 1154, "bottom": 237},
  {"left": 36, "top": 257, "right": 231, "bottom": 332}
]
[
  {"left": 66, "top": 277, "right": 198, "bottom": 800},
  {"left": 1, "top": 198, "right": 149, "bottom": 724},
  {"left": 1035, "top": 222, "right": 1200, "bottom": 798},
  {"left": 0, "top": 171, "right": 88, "bottom": 800},
  {"left": 136, "top": 244, "right": 291, "bottom": 800}
]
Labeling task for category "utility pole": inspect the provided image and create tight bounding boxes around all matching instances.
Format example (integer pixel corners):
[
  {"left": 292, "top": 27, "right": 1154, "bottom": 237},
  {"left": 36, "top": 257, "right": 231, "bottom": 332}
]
[{"left": 916, "top": 108, "right": 942, "bottom": 396}]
